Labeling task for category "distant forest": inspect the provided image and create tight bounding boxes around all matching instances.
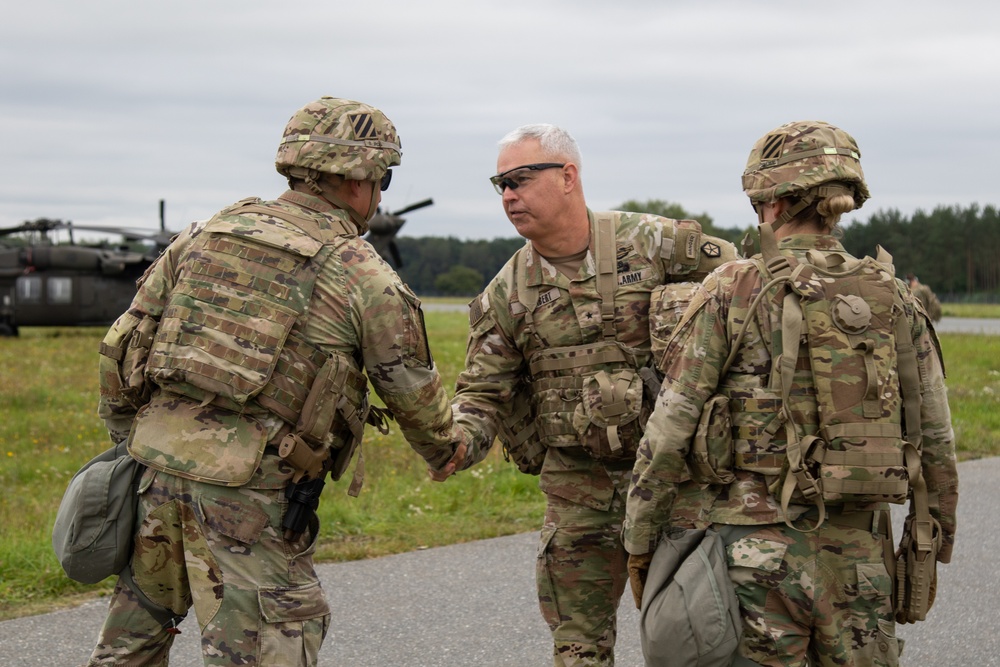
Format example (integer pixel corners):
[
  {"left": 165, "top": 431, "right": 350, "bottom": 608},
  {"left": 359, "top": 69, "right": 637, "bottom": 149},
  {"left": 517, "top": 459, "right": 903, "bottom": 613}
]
[{"left": 394, "top": 201, "right": 1000, "bottom": 301}]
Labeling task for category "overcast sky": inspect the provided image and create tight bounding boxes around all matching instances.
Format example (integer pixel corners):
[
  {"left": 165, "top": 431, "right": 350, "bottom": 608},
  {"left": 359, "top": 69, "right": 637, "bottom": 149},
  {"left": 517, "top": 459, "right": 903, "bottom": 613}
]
[{"left": 2, "top": 1, "right": 997, "bottom": 244}]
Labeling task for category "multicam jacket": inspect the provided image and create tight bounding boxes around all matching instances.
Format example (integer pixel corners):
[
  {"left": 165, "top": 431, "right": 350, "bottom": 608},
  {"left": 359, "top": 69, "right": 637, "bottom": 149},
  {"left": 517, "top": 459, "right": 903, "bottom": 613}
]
[
  {"left": 452, "top": 210, "right": 738, "bottom": 510},
  {"left": 99, "top": 190, "right": 461, "bottom": 485},
  {"left": 623, "top": 234, "right": 959, "bottom": 560}
]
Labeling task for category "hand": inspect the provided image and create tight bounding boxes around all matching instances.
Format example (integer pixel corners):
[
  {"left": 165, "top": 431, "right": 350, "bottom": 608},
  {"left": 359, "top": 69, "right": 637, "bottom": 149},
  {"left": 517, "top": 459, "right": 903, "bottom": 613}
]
[
  {"left": 627, "top": 552, "right": 654, "bottom": 610},
  {"left": 428, "top": 442, "right": 467, "bottom": 482}
]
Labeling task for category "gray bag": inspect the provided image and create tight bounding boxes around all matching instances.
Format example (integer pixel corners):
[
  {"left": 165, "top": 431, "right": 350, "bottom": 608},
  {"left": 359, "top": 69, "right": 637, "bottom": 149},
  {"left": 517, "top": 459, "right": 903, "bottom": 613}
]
[
  {"left": 639, "top": 527, "right": 741, "bottom": 667},
  {"left": 51, "top": 441, "right": 143, "bottom": 584}
]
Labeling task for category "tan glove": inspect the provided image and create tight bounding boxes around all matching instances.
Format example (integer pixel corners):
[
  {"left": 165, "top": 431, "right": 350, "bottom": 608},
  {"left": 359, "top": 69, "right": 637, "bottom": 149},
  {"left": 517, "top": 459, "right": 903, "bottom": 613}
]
[{"left": 627, "top": 552, "right": 654, "bottom": 610}]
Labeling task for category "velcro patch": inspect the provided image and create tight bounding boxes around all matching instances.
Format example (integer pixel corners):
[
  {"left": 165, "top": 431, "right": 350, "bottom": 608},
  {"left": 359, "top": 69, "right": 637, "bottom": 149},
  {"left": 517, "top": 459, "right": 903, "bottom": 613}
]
[
  {"left": 468, "top": 293, "right": 489, "bottom": 327},
  {"left": 701, "top": 242, "right": 722, "bottom": 258},
  {"left": 619, "top": 270, "right": 650, "bottom": 286}
]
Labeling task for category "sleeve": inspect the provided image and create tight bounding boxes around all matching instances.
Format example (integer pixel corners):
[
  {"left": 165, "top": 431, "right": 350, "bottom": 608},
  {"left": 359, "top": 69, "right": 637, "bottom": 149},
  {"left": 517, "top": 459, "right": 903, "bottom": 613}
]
[
  {"left": 623, "top": 275, "right": 730, "bottom": 554},
  {"left": 341, "top": 243, "right": 462, "bottom": 471},
  {"left": 451, "top": 287, "right": 527, "bottom": 468},
  {"left": 96, "top": 222, "right": 200, "bottom": 443},
  {"left": 910, "top": 299, "right": 959, "bottom": 562}
]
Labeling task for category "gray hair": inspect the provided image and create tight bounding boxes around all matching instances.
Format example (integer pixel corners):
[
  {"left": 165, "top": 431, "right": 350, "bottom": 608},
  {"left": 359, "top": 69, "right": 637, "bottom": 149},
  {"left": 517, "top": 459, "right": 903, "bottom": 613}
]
[{"left": 498, "top": 124, "right": 583, "bottom": 170}]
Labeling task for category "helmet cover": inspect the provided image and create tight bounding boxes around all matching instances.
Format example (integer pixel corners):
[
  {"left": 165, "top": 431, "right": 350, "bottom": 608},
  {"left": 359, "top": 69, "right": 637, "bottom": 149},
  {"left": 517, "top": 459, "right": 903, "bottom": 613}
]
[
  {"left": 742, "top": 120, "right": 869, "bottom": 208},
  {"left": 275, "top": 97, "right": 401, "bottom": 182}
]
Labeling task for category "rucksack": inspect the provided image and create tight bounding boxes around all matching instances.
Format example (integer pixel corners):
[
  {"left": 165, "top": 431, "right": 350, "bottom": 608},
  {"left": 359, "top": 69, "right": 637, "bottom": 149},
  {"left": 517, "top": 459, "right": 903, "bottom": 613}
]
[
  {"left": 714, "top": 230, "right": 927, "bottom": 530},
  {"left": 52, "top": 441, "right": 143, "bottom": 584}
]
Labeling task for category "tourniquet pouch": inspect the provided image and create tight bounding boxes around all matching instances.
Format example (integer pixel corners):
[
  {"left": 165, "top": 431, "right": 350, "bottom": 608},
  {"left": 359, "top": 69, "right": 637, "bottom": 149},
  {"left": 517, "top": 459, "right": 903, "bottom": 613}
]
[{"left": 128, "top": 392, "right": 269, "bottom": 487}]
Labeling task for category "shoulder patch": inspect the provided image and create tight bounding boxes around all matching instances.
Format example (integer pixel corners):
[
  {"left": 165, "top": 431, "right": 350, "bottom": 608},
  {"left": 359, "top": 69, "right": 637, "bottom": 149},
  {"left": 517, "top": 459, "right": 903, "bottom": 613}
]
[
  {"left": 469, "top": 293, "right": 490, "bottom": 327},
  {"left": 701, "top": 241, "right": 722, "bottom": 258}
]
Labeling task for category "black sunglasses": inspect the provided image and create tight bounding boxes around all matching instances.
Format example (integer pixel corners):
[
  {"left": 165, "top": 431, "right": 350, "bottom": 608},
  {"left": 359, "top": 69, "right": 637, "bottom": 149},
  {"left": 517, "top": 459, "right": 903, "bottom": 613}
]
[
  {"left": 489, "top": 162, "right": 565, "bottom": 194},
  {"left": 380, "top": 169, "right": 393, "bottom": 192}
]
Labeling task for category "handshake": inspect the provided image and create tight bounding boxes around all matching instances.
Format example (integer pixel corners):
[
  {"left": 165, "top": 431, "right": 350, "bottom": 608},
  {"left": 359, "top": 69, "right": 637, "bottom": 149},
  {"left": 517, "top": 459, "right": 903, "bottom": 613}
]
[{"left": 427, "top": 426, "right": 469, "bottom": 482}]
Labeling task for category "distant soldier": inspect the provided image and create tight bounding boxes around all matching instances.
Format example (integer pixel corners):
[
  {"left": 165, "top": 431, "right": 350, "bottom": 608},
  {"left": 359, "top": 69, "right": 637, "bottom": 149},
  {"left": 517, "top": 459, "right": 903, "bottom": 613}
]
[
  {"left": 908, "top": 273, "right": 943, "bottom": 322},
  {"left": 84, "top": 97, "right": 465, "bottom": 667},
  {"left": 436, "top": 123, "right": 738, "bottom": 666},
  {"left": 625, "top": 121, "right": 959, "bottom": 666}
]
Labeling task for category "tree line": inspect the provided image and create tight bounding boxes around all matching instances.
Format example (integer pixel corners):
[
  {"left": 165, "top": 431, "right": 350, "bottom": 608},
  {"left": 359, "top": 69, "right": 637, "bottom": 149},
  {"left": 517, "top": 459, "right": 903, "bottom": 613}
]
[{"left": 394, "top": 201, "right": 999, "bottom": 301}]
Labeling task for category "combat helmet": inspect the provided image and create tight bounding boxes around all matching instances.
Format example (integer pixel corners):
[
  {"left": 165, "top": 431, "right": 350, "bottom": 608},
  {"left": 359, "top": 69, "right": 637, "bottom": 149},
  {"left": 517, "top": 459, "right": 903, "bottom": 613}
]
[
  {"left": 742, "top": 120, "right": 869, "bottom": 213},
  {"left": 275, "top": 97, "right": 402, "bottom": 184}
]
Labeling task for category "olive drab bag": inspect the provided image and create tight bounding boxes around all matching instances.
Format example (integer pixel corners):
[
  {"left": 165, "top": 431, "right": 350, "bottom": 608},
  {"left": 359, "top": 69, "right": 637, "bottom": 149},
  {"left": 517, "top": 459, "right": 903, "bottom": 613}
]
[
  {"left": 639, "top": 527, "right": 741, "bottom": 667},
  {"left": 52, "top": 441, "right": 143, "bottom": 584}
]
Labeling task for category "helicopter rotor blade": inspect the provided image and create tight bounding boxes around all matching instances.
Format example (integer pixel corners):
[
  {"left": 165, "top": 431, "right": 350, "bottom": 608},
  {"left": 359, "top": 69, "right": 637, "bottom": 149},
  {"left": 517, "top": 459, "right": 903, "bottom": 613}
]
[{"left": 391, "top": 198, "right": 433, "bottom": 217}]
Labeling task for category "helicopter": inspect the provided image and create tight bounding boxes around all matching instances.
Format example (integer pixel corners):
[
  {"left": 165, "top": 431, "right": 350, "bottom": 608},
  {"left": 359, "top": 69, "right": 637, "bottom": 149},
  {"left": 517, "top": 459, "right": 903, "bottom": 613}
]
[
  {"left": 0, "top": 202, "right": 174, "bottom": 336},
  {"left": 364, "top": 198, "right": 433, "bottom": 267}
]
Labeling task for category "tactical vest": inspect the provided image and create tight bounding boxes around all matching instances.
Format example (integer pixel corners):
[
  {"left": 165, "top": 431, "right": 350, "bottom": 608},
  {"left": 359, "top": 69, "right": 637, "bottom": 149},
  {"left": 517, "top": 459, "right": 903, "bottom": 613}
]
[
  {"left": 498, "top": 213, "right": 704, "bottom": 468},
  {"left": 116, "top": 199, "right": 372, "bottom": 488},
  {"left": 690, "top": 228, "right": 928, "bottom": 530}
]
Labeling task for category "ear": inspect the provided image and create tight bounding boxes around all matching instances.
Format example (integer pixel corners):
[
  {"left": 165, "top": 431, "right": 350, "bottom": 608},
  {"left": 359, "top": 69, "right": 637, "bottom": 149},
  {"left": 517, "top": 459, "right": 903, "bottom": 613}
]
[{"left": 561, "top": 163, "right": 580, "bottom": 194}]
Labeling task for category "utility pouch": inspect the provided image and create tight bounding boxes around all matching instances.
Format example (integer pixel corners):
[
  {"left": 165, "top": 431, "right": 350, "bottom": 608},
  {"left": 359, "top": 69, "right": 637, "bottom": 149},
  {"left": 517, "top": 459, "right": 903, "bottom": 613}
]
[
  {"left": 575, "top": 367, "right": 645, "bottom": 461},
  {"left": 894, "top": 513, "right": 942, "bottom": 623},
  {"left": 497, "top": 385, "right": 545, "bottom": 475},
  {"left": 688, "top": 395, "right": 735, "bottom": 485},
  {"left": 128, "top": 393, "right": 268, "bottom": 487},
  {"left": 120, "top": 315, "right": 158, "bottom": 407}
]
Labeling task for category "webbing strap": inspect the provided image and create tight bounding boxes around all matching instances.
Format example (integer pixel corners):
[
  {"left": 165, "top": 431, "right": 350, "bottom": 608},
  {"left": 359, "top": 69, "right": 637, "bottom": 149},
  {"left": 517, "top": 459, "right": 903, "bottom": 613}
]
[
  {"left": 528, "top": 343, "right": 630, "bottom": 374},
  {"left": 595, "top": 213, "right": 618, "bottom": 340},
  {"left": 237, "top": 203, "right": 356, "bottom": 239}
]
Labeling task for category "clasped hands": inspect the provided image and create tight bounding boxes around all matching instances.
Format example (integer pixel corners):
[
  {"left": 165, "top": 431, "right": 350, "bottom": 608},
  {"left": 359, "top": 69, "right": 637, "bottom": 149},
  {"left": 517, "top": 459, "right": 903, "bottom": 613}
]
[{"left": 428, "top": 441, "right": 466, "bottom": 482}]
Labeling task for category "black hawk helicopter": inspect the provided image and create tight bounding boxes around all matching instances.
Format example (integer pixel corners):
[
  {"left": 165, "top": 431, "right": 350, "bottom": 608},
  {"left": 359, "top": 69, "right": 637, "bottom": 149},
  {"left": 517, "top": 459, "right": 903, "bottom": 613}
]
[
  {"left": 364, "top": 198, "right": 433, "bottom": 268},
  {"left": 0, "top": 202, "right": 174, "bottom": 336}
]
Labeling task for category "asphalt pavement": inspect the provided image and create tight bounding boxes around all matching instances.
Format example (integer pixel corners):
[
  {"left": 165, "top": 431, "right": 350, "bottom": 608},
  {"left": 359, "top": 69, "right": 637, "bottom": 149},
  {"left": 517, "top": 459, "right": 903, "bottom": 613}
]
[{"left": 1, "top": 456, "right": 997, "bottom": 666}]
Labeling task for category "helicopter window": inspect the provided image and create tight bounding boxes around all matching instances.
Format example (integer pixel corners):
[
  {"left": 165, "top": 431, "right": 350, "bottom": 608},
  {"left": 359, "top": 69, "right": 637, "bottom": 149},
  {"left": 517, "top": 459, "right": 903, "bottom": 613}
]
[
  {"left": 48, "top": 277, "right": 73, "bottom": 304},
  {"left": 16, "top": 276, "right": 43, "bottom": 304}
]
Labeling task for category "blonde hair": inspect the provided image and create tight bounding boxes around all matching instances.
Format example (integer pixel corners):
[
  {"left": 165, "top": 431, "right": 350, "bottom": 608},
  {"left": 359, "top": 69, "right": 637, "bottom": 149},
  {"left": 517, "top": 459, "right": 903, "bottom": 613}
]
[{"left": 815, "top": 192, "right": 858, "bottom": 231}]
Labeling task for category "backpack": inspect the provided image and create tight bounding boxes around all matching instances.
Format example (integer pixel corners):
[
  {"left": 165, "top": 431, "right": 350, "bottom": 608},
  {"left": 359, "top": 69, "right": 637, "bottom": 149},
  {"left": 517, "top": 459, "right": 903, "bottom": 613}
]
[
  {"left": 727, "top": 229, "right": 926, "bottom": 529},
  {"left": 52, "top": 441, "right": 143, "bottom": 584},
  {"left": 639, "top": 527, "right": 741, "bottom": 667}
]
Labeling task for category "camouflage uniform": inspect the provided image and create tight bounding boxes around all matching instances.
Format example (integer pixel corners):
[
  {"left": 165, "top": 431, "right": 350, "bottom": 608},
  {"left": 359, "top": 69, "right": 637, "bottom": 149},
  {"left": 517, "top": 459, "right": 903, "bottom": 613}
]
[
  {"left": 909, "top": 278, "right": 943, "bottom": 323},
  {"left": 624, "top": 236, "right": 959, "bottom": 666},
  {"left": 84, "top": 100, "right": 462, "bottom": 667},
  {"left": 453, "top": 209, "right": 737, "bottom": 667}
]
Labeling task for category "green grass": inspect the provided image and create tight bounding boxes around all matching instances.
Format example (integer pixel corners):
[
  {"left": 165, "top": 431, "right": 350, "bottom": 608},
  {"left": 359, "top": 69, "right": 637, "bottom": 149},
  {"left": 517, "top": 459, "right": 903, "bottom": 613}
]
[
  {"left": 943, "top": 303, "right": 1000, "bottom": 319},
  {"left": 1, "top": 301, "right": 997, "bottom": 620}
]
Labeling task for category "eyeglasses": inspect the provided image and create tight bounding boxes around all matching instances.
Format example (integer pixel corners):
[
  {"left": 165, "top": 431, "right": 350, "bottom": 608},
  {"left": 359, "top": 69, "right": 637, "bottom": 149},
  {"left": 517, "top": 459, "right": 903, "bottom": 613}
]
[
  {"left": 380, "top": 169, "right": 392, "bottom": 192},
  {"left": 489, "top": 163, "right": 565, "bottom": 195}
]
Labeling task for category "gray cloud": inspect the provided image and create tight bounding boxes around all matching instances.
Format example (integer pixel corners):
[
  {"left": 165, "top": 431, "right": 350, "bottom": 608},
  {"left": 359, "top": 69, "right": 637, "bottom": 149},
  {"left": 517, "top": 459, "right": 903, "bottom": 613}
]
[{"left": 2, "top": 0, "right": 997, "bottom": 242}]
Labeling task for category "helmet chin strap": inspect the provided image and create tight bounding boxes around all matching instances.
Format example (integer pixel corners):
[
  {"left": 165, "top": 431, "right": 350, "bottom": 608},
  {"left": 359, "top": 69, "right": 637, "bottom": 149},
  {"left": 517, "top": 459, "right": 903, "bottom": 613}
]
[{"left": 300, "top": 171, "right": 372, "bottom": 235}]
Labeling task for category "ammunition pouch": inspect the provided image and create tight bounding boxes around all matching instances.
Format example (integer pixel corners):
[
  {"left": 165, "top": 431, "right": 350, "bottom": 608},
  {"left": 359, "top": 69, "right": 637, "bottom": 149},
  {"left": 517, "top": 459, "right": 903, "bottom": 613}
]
[
  {"left": 278, "top": 352, "right": 373, "bottom": 496},
  {"left": 497, "top": 385, "right": 545, "bottom": 475},
  {"left": 98, "top": 313, "right": 159, "bottom": 411},
  {"left": 528, "top": 340, "right": 648, "bottom": 462},
  {"left": 688, "top": 395, "right": 735, "bottom": 485}
]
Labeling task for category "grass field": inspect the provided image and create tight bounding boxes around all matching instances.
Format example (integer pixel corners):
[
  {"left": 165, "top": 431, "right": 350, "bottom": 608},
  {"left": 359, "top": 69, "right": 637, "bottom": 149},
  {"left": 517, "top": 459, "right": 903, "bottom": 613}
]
[{"left": 1, "top": 302, "right": 997, "bottom": 620}]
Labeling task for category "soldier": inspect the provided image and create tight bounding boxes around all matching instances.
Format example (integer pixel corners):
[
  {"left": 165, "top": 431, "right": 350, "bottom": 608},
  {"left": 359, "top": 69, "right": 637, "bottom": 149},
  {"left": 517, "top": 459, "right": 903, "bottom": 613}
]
[
  {"left": 437, "top": 123, "right": 738, "bottom": 666},
  {"left": 83, "top": 97, "right": 466, "bottom": 667},
  {"left": 624, "top": 121, "right": 959, "bottom": 666},
  {"left": 907, "top": 273, "right": 943, "bottom": 322}
]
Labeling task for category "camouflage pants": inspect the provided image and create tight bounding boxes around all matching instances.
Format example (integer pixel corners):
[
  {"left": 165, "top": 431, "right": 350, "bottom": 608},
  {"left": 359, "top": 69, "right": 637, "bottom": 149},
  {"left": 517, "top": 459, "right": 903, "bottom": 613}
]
[
  {"left": 537, "top": 490, "right": 628, "bottom": 667},
  {"left": 724, "top": 517, "right": 899, "bottom": 667},
  {"left": 84, "top": 466, "right": 329, "bottom": 667}
]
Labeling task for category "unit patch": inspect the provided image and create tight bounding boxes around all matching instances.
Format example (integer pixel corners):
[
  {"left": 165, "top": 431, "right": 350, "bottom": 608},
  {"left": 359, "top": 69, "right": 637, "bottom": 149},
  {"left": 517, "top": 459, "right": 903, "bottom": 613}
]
[
  {"left": 349, "top": 113, "right": 379, "bottom": 140},
  {"left": 701, "top": 242, "right": 722, "bottom": 258}
]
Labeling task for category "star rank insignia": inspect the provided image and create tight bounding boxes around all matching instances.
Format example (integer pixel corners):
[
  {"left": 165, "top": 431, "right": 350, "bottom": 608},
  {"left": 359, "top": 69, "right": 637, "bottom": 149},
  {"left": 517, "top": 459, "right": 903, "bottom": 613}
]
[{"left": 701, "top": 241, "right": 722, "bottom": 258}]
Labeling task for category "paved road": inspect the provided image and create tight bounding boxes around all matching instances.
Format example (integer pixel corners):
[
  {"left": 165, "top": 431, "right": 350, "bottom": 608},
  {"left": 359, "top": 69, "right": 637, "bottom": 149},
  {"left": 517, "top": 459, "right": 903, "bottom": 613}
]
[{"left": 1, "top": 457, "right": 997, "bottom": 666}]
